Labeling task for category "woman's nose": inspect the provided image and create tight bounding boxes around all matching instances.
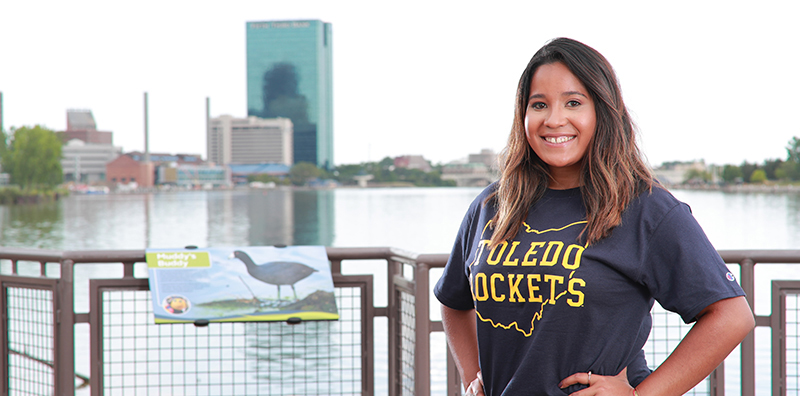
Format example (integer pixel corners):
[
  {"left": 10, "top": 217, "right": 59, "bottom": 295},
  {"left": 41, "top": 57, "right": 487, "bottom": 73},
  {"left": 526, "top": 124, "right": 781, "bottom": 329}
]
[{"left": 544, "top": 107, "right": 567, "bottom": 128}]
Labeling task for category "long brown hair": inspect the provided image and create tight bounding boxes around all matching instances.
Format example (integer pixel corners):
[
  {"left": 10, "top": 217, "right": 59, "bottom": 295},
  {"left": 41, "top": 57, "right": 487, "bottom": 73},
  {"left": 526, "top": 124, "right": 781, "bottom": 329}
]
[{"left": 489, "top": 37, "right": 655, "bottom": 247}]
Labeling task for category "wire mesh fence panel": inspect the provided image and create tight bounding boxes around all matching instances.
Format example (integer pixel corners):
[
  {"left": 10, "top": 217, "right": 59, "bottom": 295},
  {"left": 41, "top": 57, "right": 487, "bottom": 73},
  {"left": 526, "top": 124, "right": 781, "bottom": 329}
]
[
  {"left": 645, "top": 304, "right": 710, "bottom": 395},
  {"left": 785, "top": 292, "right": 800, "bottom": 394},
  {"left": 5, "top": 285, "right": 55, "bottom": 396},
  {"left": 98, "top": 286, "right": 363, "bottom": 395},
  {"left": 397, "top": 290, "right": 415, "bottom": 396}
]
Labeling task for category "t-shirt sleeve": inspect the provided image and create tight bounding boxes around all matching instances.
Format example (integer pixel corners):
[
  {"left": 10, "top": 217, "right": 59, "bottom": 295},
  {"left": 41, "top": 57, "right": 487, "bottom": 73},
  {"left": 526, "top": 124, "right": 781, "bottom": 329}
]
[
  {"left": 638, "top": 202, "right": 745, "bottom": 323},
  {"left": 434, "top": 195, "right": 483, "bottom": 311}
]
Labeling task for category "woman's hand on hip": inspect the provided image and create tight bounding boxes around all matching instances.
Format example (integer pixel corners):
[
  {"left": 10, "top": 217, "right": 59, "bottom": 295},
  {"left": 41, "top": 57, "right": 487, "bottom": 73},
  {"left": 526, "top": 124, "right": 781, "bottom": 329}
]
[
  {"left": 465, "top": 371, "right": 485, "bottom": 396},
  {"left": 559, "top": 367, "right": 633, "bottom": 395}
]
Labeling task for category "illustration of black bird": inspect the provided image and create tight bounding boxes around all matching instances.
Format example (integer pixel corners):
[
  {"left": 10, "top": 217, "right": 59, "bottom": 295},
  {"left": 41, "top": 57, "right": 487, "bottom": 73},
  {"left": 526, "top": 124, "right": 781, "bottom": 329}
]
[{"left": 229, "top": 250, "right": 318, "bottom": 301}]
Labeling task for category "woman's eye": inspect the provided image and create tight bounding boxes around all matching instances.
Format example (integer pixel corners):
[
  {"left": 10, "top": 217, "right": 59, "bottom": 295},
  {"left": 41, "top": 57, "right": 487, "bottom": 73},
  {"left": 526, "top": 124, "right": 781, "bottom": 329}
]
[
  {"left": 530, "top": 102, "right": 546, "bottom": 110},
  {"left": 566, "top": 100, "right": 581, "bottom": 107}
]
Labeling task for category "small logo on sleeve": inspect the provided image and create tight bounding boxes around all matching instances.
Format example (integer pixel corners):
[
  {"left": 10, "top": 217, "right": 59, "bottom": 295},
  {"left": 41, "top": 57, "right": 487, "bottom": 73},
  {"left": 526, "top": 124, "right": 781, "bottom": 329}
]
[{"left": 726, "top": 272, "right": 736, "bottom": 282}]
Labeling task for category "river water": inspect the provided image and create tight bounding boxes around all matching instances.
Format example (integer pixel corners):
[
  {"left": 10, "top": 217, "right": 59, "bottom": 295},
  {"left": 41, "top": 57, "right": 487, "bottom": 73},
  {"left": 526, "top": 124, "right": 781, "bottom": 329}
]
[{"left": 1, "top": 186, "right": 798, "bottom": 395}]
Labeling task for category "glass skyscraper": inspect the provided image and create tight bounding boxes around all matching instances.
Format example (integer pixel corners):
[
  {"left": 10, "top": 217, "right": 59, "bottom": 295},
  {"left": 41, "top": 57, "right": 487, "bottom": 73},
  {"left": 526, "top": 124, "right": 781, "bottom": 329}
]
[{"left": 246, "top": 20, "right": 333, "bottom": 169}]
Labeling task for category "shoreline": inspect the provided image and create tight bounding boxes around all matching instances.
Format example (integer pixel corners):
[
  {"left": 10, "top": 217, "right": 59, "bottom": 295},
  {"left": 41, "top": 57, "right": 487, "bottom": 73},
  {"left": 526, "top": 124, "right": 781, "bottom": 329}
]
[{"left": 667, "top": 183, "right": 800, "bottom": 193}]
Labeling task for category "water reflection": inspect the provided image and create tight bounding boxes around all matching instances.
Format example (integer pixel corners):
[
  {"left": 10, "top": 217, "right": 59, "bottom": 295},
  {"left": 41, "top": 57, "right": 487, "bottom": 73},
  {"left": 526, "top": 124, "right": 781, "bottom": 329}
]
[
  {"left": 293, "top": 190, "right": 334, "bottom": 246},
  {"left": 0, "top": 189, "right": 336, "bottom": 251},
  {"left": 0, "top": 200, "right": 63, "bottom": 249},
  {"left": 245, "top": 321, "right": 349, "bottom": 390},
  {"left": 788, "top": 193, "right": 800, "bottom": 243},
  {"left": 246, "top": 189, "right": 334, "bottom": 247}
]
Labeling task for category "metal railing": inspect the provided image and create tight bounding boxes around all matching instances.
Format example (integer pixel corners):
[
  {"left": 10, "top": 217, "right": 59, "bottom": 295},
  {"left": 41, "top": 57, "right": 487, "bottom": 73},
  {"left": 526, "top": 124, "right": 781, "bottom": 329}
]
[{"left": 0, "top": 247, "right": 799, "bottom": 395}]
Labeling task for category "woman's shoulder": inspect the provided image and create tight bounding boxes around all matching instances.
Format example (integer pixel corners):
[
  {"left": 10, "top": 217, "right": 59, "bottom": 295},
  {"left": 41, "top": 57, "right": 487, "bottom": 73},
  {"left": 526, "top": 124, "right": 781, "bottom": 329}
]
[
  {"left": 474, "top": 181, "right": 499, "bottom": 202},
  {"left": 456, "top": 181, "right": 495, "bottom": 208},
  {"left": 625, "top": 185, "right": 690, "bottom": 225},
  {"left": 626, "top": 184, "right": 685, "bottom": 216}
]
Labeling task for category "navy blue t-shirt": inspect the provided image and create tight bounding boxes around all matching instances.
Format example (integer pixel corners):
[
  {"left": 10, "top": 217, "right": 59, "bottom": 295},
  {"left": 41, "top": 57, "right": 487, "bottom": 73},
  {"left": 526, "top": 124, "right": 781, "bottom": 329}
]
[{"left": 434, "top": 184, "right": 745, "bottom": 395}]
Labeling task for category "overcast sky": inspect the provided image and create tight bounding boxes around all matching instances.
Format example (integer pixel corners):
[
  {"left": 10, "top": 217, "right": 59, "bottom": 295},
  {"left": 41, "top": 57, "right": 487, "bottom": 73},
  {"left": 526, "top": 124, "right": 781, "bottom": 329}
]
[{"left": 1, "top": 1, "right": 798, "bottom": 167}]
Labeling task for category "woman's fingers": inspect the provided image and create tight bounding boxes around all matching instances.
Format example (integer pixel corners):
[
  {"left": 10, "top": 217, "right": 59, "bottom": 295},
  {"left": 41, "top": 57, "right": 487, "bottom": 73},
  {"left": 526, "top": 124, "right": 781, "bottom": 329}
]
[
  {"left": 558, "top": 371, "right": 592, "bottom": 388},
  {"left": 559, "top": 367, "right": 632, "bottom": 395},
  {"left": 465, "top": 371, "right": 485, "bottom": 396}
]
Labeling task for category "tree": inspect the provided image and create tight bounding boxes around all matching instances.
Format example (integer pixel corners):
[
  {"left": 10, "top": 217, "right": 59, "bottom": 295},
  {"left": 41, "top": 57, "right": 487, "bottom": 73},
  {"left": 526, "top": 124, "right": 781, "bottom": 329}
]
[
  {"left": 1, "top": 125, "right": 63, "bottom": 189},
  {"left": 0, "top": 128, "right": 7, "bottom": 162},
  {"left": 749, "top": 169, "right": 767, "bottom": 184},
  {"left": 762, "top": 158, "right": 784, "bottom": 180},
  {"left": 378, "top": 157, "right": 394, "bottom": 169},
  {"left": 683, "top": 168, "right": 712, "bottom": 184},
  {"left": 787, "top": 136, "right": 800, "bottom": 163},
  {"left": 721, "top": 164, "right": 743, "bottom": 183},
  {"left": 777, "top": 137, "right": 800, "bottom": 181},
  {"left": 776, "top": 158, "right": 800, "bottom": 181},
  {"left": 740, "top": 161, "right": 758, "bottom": 183},
  {"left": 289, "top": 162, "right": 323, "bottom": 186}
]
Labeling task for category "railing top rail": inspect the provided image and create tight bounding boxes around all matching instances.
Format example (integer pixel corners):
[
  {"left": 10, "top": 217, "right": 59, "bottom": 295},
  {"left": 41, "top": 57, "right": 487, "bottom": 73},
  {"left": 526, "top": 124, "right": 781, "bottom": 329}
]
[
  {"left": 417, "top": 253, "right": 448, "bottom": 268},
  {"left": 63, "top": 250, "right": 146, "bottom": 263},
  {"left": 2, "top": 248, "right": 799, "bottom": 267},
  {"left": 326, "top": 246, "right": 419, "bottom": 262},
  {"left": 0, "top": 247, "right": 65, "bottom": 262},
  {"left": 0, "top": 246, "right": 423, "bottom": 265},
  {"left": 718, "top": 249, "right": 800, "bottom": 264}
]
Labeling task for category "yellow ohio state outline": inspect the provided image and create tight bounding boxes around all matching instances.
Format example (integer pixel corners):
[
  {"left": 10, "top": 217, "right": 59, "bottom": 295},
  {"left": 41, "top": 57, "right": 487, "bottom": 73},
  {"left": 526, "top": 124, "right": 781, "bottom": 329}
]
[{"left": 468, "top": 220, "right": 587, "bottom": 337}]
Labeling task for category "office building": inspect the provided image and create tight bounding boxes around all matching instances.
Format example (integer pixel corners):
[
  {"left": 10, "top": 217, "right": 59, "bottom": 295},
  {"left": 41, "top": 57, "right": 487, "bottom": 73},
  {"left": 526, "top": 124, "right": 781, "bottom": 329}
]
[
  {"left": 208, "top": 115, "right": 293, "bottom": 166},
  {"left": 58, "top": 110, "right": 119, "bottom": 182},
  {"left": 62, "top": 139, "right": 121, "bottom": 183},
  {"left": 57, "top": 109, "right": 113, "bottom": 145},
  {"left": 246, "top": 20, "right": 333, "bottom": 169}
]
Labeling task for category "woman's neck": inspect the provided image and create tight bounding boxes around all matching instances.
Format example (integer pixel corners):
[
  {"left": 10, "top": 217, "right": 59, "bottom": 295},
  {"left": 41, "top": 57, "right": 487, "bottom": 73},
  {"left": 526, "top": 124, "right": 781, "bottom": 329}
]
[{"left": 548, "top": 166, "right": 581, "bottom": 190}]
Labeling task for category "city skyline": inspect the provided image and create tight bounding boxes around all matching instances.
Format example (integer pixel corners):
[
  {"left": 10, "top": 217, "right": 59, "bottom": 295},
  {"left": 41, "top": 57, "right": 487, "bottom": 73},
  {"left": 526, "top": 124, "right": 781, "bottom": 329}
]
[{"left": 1, "top": 1, "right": 799, "bottom": 168}]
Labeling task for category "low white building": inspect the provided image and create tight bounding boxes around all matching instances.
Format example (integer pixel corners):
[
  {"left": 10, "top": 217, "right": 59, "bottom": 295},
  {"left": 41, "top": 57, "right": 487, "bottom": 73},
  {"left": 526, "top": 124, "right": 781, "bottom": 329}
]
[
  {"left": 652, "top": 160, "right": 716, "bottom": 185},
  {"left": 442, "top": 148, "right": 500, "bottom": 187},
  {"left": 61, "top": 139, "right": 121, "bottom": 183},
  {"left": 207, "top": 115, "right": 293, "bottom": 166}
]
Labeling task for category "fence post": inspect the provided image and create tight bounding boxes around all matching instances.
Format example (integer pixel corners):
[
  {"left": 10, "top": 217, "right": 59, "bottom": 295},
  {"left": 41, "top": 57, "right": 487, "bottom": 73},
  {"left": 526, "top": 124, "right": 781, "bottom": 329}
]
[
  {"left": 415, "top": 261, "right": 431, "bottom": 396},
  {"left": 388, "top": 258, "right": 402, "bottom": 396},
  {"left": 739, "top": 258, "right": 755, "bottom": 396},
  {"left": 56, "top": 259, "right": 75, "bottom": 396}
]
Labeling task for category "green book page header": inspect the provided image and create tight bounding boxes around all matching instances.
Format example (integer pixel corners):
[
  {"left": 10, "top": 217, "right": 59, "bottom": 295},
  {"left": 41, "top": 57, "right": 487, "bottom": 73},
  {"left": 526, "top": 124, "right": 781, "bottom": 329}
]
[{"left": 146, "top": 252, "right": 211, "bottom": 268}]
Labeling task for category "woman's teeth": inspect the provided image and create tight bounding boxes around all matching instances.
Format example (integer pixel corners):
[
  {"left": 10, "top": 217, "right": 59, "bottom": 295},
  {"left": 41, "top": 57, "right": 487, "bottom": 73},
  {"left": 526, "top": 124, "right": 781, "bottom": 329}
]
[{"left": 544, "top": 136, "right": 575, "bottom": 144}]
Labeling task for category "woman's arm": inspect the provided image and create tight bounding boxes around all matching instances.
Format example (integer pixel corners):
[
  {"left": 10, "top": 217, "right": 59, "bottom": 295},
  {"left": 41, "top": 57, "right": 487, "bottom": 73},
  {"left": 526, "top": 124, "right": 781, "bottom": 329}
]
[
  {"left": 636, "top": 295, "right": 754, "bottom": 396},
  {"left": 441, "top": 305, "right": 484, "bottom": 395},
  {"left": 560, "top": 295, "right": 754, "bottom": 395}
]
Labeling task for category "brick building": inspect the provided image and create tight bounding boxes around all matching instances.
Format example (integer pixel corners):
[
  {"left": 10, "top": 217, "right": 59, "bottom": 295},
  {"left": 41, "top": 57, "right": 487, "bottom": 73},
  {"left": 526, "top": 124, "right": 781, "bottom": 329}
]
[{"left": 106, "top": 154, "right": 155, "bottom": 188}]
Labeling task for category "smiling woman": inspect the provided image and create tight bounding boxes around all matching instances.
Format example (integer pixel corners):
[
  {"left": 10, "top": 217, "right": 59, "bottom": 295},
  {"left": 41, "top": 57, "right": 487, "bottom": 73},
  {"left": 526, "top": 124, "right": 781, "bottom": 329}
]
[
  {"left": 524, "top": 62, "right": 596, "bottom": 189},
  {"left": 434, "top": 37, "right": 755, "bottom": 396}
]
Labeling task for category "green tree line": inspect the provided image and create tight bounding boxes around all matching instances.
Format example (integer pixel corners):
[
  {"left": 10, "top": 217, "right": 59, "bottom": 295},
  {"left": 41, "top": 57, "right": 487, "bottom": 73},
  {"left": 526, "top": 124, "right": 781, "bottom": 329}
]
[
  {"left": 717, "top": 137, "right": 800, "bottom": 183},
  {"left": 249, "top": 157, "right": 457, "bottom": 187}
]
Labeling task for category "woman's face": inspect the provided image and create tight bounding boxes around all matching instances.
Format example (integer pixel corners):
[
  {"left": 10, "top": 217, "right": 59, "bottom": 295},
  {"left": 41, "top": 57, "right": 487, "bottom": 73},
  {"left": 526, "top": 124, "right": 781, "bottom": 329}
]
[{"left": 524, "top": 62, "right": 596, "bottom": 189}]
